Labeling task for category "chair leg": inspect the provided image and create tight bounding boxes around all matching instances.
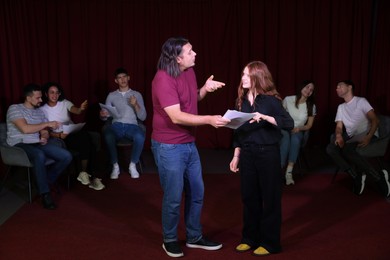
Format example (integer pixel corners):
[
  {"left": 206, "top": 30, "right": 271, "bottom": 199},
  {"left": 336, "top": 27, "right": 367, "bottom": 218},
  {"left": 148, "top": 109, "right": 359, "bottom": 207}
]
[
  {"left": 296, "top": 149, "right": 310, "bottom": 173},
  {"left": 377, "top": 158, "right": 386, "bottom": 170},
  {"left": 27, "top": 168, "right": 33, "bottom": 203},
  {"left": 0, "top": 166, "right": 12, "bottom": 194},
  {"left": 302, "top": 151, "right": 310, "bottom": 169},
  {"left": 67, "top": 174, "right": 71, "bottom": 190},
  {"left": 331, "top": 167, "right": 340, "bottom": 183},
  {"left": 67, "top": 161, "right": 76, "bottom": 190},
  {"left": 1, "top": 166, "right": 34, "bottom": 203},
  {"left": 66, "top": 155, "right": 80, "bottom": 190},
  {"left": 138, "top": 160, "right": 143, "bottom": 174},
  {"left": 297, "top": 156, "right": 302, "bottom": 170}
]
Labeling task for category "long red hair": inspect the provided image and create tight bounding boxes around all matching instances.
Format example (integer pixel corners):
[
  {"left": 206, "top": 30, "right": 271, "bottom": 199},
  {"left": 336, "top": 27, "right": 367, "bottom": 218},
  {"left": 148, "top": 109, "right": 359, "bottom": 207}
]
[{"left": 235, "top": 61, "right": 280, "bottom": 111}]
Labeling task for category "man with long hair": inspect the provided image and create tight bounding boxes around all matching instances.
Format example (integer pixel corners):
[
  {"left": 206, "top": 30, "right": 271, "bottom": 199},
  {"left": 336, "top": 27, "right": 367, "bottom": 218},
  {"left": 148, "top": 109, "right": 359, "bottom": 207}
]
[{"left": 151, "top": 37, "right": 230, "bottom": 258}]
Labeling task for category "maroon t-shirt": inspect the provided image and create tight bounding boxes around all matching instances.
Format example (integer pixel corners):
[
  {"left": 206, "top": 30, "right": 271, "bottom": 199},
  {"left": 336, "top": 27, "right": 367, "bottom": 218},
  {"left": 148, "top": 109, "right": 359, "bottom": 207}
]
[{"left": 151, "top": 68, "right": 198, "bottom": 144}]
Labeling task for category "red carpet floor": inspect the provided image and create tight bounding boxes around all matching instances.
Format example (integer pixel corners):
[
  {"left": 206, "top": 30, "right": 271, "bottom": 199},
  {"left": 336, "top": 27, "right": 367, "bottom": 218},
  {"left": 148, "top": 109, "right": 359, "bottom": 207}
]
[{"left": 0, "top": 172, "right": 389, "bottom": 259}]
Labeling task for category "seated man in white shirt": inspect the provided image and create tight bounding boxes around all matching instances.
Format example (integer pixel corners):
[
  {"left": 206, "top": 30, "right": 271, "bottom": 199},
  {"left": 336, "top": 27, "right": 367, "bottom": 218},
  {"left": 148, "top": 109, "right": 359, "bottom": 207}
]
[{"left": 326, "top": 80, "right": 389, "bottom": 197}]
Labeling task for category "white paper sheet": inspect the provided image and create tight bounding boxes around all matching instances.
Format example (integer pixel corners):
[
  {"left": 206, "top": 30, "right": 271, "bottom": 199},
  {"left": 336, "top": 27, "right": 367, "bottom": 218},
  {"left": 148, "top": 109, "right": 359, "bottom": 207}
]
[
  {"left": 99, "top": 103, "right": 120, "bottom": 118},
  {"left": 222, "top": 109, "right": 256, "bottom": 129},
  {"left": 63, "top": 123, "right": 86, "bottom": 134}
]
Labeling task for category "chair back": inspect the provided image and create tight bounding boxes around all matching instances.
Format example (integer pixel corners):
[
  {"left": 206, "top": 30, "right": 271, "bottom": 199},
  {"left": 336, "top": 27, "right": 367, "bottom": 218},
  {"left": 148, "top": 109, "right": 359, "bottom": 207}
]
[
  {"left": 0, "top": 122, "right": 34, "bottom": 167},
  {"left": 378, "top": 115, "right": 390, "bottom": 139},
  {"left": 0, "top": 122, "right": 8, "bottom": 146},
  {"left": 357, "top": 115, "right": 390, "bottom": 157}
]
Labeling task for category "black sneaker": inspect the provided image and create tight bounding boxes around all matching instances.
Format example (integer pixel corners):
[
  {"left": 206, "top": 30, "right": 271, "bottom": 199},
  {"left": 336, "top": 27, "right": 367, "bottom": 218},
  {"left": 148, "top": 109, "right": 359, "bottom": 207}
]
[
  {"left": 376, "top": 169, "right": 390, "bottom": 197},
  {"left": 162, "top": 241, "right": 184, "bottom": 258},
  {"left": 186, "top": 237, "right": 222, "bottom": 250},
  {"left": 41, "top": 192, "right": 57, "bottom": 210},
  {"left": 352, "top": 174, "right": 366, "bottom": 195}
]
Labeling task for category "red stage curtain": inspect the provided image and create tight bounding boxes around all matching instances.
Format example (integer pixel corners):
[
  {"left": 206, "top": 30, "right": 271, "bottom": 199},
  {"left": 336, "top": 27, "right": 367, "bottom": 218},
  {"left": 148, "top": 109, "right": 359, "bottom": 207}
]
[{"left": 0, "top": 0, "right": 389, "bottom": 149}]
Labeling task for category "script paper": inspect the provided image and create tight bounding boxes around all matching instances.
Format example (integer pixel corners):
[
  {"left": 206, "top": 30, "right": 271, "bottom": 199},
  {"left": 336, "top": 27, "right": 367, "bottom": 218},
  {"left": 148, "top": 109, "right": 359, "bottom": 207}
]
[
  {"left": 63, "top": 123, "right": 86, "bottom": 134},
  {"left": 99, "top": 103, "right": 120, "bottom": 118},
  {"left": 223, "top": 109, "right": 255, "bottom": 129}
]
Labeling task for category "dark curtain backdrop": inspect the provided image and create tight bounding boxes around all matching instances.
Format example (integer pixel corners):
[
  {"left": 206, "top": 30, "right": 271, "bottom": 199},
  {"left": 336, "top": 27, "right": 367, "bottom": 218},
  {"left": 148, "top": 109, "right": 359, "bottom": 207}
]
[{"left": 1, "top": 0, "right": 389, "bottom": 149}]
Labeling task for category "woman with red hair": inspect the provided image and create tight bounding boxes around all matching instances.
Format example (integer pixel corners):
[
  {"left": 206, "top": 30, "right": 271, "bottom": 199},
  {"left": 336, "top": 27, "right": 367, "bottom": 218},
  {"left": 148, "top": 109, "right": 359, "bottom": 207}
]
[{"left": 229, "top": 61, "right": 293, "bottom": 256}]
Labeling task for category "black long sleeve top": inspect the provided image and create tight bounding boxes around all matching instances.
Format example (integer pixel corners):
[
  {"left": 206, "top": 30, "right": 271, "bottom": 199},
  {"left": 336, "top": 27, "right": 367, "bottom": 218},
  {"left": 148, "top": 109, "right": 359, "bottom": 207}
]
[{"left": 233, "top": 94, "right": 294, "bottom": 148}]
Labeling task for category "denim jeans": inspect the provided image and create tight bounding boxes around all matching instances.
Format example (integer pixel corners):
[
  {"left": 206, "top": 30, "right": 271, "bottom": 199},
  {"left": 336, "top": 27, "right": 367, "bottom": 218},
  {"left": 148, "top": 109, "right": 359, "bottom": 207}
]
[
  {"left": 103, "top": 122, "right": 145, "bottom": 165},
  {"left": 151, "top": 139, "right": 204, "bottom": 243},
  {"left": 279, "top": 130, "right": 304, "bottom": 168},
  {"left": 16, "top": 142, "right": 72, "bottom": 194}
]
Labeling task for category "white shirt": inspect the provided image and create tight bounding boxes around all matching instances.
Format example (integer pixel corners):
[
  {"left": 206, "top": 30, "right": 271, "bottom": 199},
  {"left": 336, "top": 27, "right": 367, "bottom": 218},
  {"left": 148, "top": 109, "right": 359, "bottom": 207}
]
[
  {"left": 40, "top": 99, "right": 74, "bottom": 124},
  {"left": 335, "top": 96, "right": 376, "bottom": 137},
  {"left": 282, "top": 95, "right": 316, "bottom": 128}
]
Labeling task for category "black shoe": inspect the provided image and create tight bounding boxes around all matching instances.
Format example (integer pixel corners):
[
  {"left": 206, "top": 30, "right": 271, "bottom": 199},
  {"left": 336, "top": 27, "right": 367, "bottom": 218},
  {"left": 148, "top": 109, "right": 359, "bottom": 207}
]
[
  {"left": 352, "top": 174, "right": 366, "bottom": 195},
  {"left": 376, "top": 169, "right": 390, "bottom": 197},
  {"left": 41, "top": 193, "right": 57, "bottom": 210},
  {"left": 186, "top": 237, "right": 222, "bottom": 250},
  {"left": 162, "top": 241, "right": 184, "bottom": 258}
]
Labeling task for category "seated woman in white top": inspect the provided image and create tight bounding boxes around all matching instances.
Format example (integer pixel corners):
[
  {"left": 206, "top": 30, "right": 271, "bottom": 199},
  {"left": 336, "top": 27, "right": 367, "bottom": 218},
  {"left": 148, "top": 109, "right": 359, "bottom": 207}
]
[
  {"left": 40, "top": 82, "right": 105, "bottom": 191},
  {"left": 280, "top": 80, "right": 316, "bottom": 185}
]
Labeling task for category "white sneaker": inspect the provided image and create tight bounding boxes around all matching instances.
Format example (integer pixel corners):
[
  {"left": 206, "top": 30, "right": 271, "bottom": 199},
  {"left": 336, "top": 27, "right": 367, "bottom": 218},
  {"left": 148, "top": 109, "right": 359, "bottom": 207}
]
[
  {"left": 110, "top": 164, "right": 120, "bottom": 179},
  {"left": 381, "top": 169, "right": 390, "bottom": 197},
  {"left": 286, "top": 173, "right": 295, "bottom": 185},
  {"left": 129, "top": 163, "right": 140, "bottom": 179},
  {"left": 89, "top": 178, "right": 105, "bottom": 190},
  {"left": 77, "top": 171, "right": 91, "bottom": 185}
]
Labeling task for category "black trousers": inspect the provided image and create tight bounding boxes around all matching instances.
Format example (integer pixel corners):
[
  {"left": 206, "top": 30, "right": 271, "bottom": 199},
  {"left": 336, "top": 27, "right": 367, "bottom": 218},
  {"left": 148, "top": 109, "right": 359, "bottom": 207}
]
[
  {"left": 239, "top": 144, "right": 282, "bottom": 253},
  {"left": 326, "top": 134, "right": 380, "bottom": 180},
  {"left": 64, "top": 130, "right": 98, "bottom": 177}
]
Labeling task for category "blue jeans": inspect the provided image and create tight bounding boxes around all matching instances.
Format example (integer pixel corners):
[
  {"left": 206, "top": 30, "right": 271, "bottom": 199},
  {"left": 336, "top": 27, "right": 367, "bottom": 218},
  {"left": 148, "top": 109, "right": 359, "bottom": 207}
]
[
  {"left": 16, "top": 142, "right": 72, "bottom": 194},
  {"left": 103, "top": 122, "right": 145, "bottom": 164},
  {"left": 151, "top": 139, "right": 204, "bottom": 243},
  {"left": 279, "top": 130, "right": 304, "bottom": 168}
]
